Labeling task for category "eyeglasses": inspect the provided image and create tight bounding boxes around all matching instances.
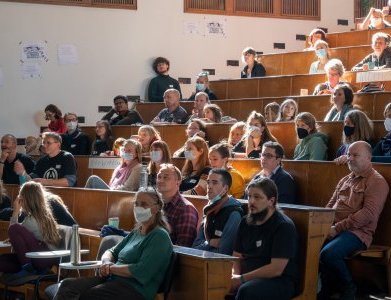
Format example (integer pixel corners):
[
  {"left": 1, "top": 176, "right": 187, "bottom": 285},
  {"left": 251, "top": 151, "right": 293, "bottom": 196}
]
[
  {"left": 260, "top": 153, "right": 278, "bottom": 159},
  {"left": 42, "top": 141, "right": 59, "bottom": 146}
]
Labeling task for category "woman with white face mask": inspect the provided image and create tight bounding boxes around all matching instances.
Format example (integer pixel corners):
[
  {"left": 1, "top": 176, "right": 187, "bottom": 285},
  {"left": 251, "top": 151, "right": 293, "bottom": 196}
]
[
  {"left": 55, "top": 190, "right": 173, "bottom": 300},
  {"left": 180, "top": 136, "right": 211, "bottom": 195},
  {"left": 373, "top": 103, "right": 391, "bottom": 157},
  {"left": 147, "top": 140, "right": 172, "bottom": 187},
  {"left": 85, "top": 139, "right": 143, "bottom": 191},
  {"left": 309, "top": 40, "right": 330, "bottom": 74}
]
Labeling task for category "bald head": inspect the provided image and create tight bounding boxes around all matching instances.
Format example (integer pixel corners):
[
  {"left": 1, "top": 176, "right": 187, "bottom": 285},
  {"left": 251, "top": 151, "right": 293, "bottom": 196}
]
[{"left": 347, "top": 141, "right": 372, "bottom": 174}]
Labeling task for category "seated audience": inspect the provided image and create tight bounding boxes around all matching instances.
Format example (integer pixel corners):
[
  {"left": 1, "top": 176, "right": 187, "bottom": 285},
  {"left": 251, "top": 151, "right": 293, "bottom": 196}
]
[
  {"left": 135, "top": 125, "right": 161, "bottom": 156},
  {"left": 101, "top": 95, "right": 144, "bottom": 126},
  {"left": 293, "top": 112, "right": 328, "bottom": 160},
  {"left": 44, "top": 104, "right": 67, "bottom": 134},
  {"left": 14, "top": 132, "right": 77, "bottom": 187},
  {"left": 231, "top": 178, "right": 299, "bottom": 300},
  {"left": 148, "top": 140, "right": 171, "bottom": 186},
  {"left": 0, "top": 182, "right": 61, "bottom": 276},
  {"left": 151, "top": 89, "right": 189, "bottom": 124},
  {"left": 61, "top": 112, "right": 91, "bottom": 155},
  {"left": 233, "top": 111, "right": 277, "bottom": 159},
  {"left": 309, "top": 40, "right": 330, "bottom": 74},
  {"left": 208, "top": 143, "right": 245, "bottom": 199},
  {"left": 241, "top": 47, "right": 266, "bottom": 78},
  {"left": 0, "top": 181, "right": 11, "bottom": 220},
  {"left": 203, "top": 104, "right": 236, "bottom": 123},
  {"left": 335, "top": 110, "right": 374, "bottom": 162},
  {"left": 180, "top": 136, "right": 211, "bottom": 195},
  {"left": 25, "top": 136, "right": 41, "bottom": 156},
  {"left": 148, "top": 56, "right": 182, "bottom": 102},
  {"left": 324, "top": 84, "right": 354, "bottom": 121},
  {"left": 106, "top": 137, "right": 126, "bottom": 157},
  {"left": 373, "top": 102, "right": 391, "bottom": 157},
  {"left": 358, "top": 7, "right": 391, "bottom": 30},
  {"left": 91, "top": 120, "right": 114, "bottom": 156},
  {"left": 55, "top": 189, "right": 173, "bottom": 300},
  {"left": 276, "top": 99, "right": 298, "bottom": 122},
  {"left": 228, "top": 122, "right": 246, "bottom": 147},
  {"left": 0, "top": 134, "right": 35, "bottom": 185},
  {"left": 187, "top": 91, "right": 211, "bottom": 122},
  {"left": 351, "top": 32, "right": 391, "bottom": 71},
  {"left": 173, "top": 119, "right": 207, "bottom": 158},
  {"left": 319, "top": 141, "right": 389, "bottom": 300},
  {"left": 264, "top": 102, "right": 280, "bottom": 122},
  {"left": 303, "top": 28, "right": 327, "bottom": 51},
  {"left": 156, "top": 163, "right": 198, "bottom": 247},
  {"left": 85, "top": 139, "right": 143, "bottom": 191},
  {"left": 188, "top": 72, "right": 217, "bottom": 101},
  {"left": 313, "top": 59, "right": 346, "bottom": 95},
  {"left": 248, "top": 142, "right": 297, "bottom": 204},
  {"left": 192, "top": 168, "right": 243, "bottom": 255}
]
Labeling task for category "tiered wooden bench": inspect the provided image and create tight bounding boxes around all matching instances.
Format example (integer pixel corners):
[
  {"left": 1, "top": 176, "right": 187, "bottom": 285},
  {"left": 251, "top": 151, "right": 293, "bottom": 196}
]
[{"left": 326, "top": 27, "right": 391, "bottom": 48}]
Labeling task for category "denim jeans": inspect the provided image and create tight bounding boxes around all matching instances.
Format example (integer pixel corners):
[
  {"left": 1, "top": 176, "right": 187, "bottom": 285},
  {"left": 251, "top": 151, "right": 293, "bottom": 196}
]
[{"left": 320, "top": 230, "right": 366, "bottom": 285}]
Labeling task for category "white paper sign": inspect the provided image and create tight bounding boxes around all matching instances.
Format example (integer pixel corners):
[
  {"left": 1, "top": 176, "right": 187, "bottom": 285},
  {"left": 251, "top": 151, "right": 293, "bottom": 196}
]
[
  {"left": 58, "top": 44, "right": 79, "bottom": 65},
  {"left": 88, "top": 157, "right": 121, "bottom": 169},
  {"left": 21, "top": 63, "right": 42, "bottom": 79},
  {"left": 20, "top": 41, "right": 48, "bottom": 63},
  {"left": 356, "top": 69, "right": 391, "bottom": 82}
]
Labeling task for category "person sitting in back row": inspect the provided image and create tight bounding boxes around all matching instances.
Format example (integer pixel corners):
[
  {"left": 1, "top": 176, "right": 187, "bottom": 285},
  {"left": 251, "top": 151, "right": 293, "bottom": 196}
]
[
  {"left": 188, "top": 72, "right": 217, "bottom": 101},
  {"left": 303, "top": 28, "right": 327, "bottom": 51},
  {"left": 61, "top": 112, "right": 91, "bottom": 155},
  {"left": 148, "top": 57, "right": 182, "bottom": 102},
  {"left": 313, "top": 59, "right": 347, "bottom": 95},
  {"left": 101, "top": 95, "right": 144, "bottom": 126},
  {"left": 151, "top": 89, "right": 189, "bottom": 124},
  {"left": 241, "top": 47, "right": 266, "bottom": 78},
  {"left": 358, "top": 7, "right": 391, "bottom": 30}
]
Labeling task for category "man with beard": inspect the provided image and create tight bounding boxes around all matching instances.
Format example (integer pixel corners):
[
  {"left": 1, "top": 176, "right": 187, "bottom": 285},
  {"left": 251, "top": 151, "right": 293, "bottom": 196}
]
[
  {"left": 192, "top": 168, "right": 242, "bottom": 255},
  {"left": 101, "top": 95, "right": 144, "bottom": 126},
  {"left": 318, "top": 141, "right": 389, "bottom": 300},
  {"left": 231, "top": 178, "right": 299, "bottom": 300},
  {"left": 0, "top": 134, "right": 35, "bottom": 184}
]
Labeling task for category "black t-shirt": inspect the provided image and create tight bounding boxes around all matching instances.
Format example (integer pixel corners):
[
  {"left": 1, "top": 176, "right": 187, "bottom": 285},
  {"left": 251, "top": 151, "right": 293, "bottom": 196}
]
[
  {"left": 232, "top": 140, "right": 262, "bottom": 159},
  {"left": 234, "top": 210, "right": 299, "bottom": 283},
  {"left": 46, "top": 196, "right": 77, "bottom": 226},
  {"left": 31, "top": 151, "right": 76, "bottom": 183},
  {"left": 179, "top": 167, "right": 211, "bottom": 192},
  {"left": 2, "top": 153, "right": 35, "bottom": 184},
  {"left": 92, "top": 138, "right": 112, "bottom": 156},
  {"left": 61, "top": 129, "right": 91, "bottom": 156}
]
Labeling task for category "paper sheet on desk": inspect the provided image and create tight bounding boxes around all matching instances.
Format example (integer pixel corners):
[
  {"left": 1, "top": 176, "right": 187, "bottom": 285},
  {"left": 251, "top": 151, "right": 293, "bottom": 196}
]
[{"left": 356, "top": 69, "right": 391, "bottom": 82}]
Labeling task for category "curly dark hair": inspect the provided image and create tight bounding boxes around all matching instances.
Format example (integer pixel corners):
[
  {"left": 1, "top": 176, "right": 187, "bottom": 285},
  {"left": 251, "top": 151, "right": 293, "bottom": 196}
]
[{"left": 152, "top": 57, "right": 170, "bottom": 74}]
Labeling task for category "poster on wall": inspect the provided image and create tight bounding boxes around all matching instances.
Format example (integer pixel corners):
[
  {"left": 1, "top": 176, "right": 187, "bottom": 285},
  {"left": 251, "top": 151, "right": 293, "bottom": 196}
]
[
  {"left": 20, "top": 41, "right": 49, "bottom": 63},
  {"left": 58, "top": 44, "right": 79, "bottom": 65},
  {"left": 204, "top": 17, "right": 227, "bottom": 38},
  {"left": 183, "top": 21, "right": 201, "bottom": 35},
  {"left": 21, "top": 63, "right": 42, "bottom": 79}
]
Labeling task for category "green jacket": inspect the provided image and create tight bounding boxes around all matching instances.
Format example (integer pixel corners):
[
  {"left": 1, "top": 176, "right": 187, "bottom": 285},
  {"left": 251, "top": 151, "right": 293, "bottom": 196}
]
[{"left": 293, "top": 132, "right": 328, "bottom": 161}]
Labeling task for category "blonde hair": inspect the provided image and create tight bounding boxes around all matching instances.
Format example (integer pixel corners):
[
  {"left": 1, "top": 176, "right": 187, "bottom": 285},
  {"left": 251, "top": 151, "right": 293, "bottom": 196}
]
[
  {"left": 228, "top": 121, "right": 246, "bottom": 146},
  {"left": 277, "top": 99, "right": 298, "bottom": 122},
  {"left": 343, "top": 110, "right": 374, "bottom": 144},
  {"left": 245, "top": 111, "right": 277, "bottom": 148},
  {"left": 182, "top": 136, "right": 209, "bottom": 178},
  {"left": 138, "top": 125, "right": 161, "bottom": 153},
  {"left": 122, "top": 139, "right": 142, "bottom": 163},
  {"left": 18, "top": 182, "right": 60, "bottom": 246}
]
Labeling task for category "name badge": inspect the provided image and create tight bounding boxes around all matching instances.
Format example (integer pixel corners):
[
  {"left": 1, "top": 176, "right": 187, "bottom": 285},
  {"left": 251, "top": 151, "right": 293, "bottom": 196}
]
[
  {"left": 215, "top": 230, "right": 223, "bottom": 237},
  {"left": 71, "top": 144, "right": 76, "bottom": 148},
  {"left": 189, "top": 179, "right": 197, "bottom": 184},
  {"left": 256, "top": 240, "right": 262, "bottom": 248},
  {"left": 56, "top": 165, "right": 62, "bottom": 169}
]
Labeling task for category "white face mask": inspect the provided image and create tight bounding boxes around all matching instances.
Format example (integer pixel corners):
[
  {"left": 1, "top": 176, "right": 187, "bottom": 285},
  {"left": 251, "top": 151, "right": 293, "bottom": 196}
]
[
  {"left": 184, "top": 150, "right": 194, "bottom": 160},
  {"left": 134, "top": 206, "right": 152, "bottom": 223},
  {"left": 120, "top": 150, "right": 133, "bottom": 161},
  {"left": 315, "top": 48, "right": 327, "bottom": 59},
  {"left": 66, "top": 121, "right": 78, "bottom": 132},
  {"left": 150, "top": 150, "right": 162, "bottom": 162},
  {"left": 385, "top": 117, "right": 391, "bottom": 132}
]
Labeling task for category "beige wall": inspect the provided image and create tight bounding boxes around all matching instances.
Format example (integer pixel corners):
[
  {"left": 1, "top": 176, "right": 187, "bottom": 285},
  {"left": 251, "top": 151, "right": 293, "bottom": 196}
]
[{"left": 0, "top": 0, "right": 354, "bottom": 137}]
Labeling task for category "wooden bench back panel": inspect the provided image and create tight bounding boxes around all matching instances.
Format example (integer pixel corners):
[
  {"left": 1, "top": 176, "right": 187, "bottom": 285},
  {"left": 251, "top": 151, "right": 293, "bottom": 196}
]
[{"left": 326, "top": 28, "right": 391, "bottom": 48}]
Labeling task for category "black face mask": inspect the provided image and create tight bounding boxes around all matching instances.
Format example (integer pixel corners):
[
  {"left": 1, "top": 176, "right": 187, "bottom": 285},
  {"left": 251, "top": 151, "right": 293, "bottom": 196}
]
[
  {"left": 343, "top": 125, "right": 355, "bottom": 137},
  {"left": 297, "top": 127, "right": 309, "bottom": 139}
]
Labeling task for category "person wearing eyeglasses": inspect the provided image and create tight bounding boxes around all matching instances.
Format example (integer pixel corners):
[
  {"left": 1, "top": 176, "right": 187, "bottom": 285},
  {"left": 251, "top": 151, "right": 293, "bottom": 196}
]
[
  {"left": 102, "top": 95, "right": 144, "bottom": 126},
  {"left": 14, "top": 132, "right": 77, "bottom": 187},
  {"left": 247, "top": 142, "right": 296, "bottom": 204},
  {"left": 54, "top": 189, "right": 173, "bottom": 300}
]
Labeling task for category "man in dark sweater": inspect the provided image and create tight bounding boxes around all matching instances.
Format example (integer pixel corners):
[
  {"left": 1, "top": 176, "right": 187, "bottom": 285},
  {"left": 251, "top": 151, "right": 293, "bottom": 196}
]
[
  {"left": 61, "top": 112, "right": 91, "bottom": 155},
  {"left": 147, "top": 57, "right": 182, "bottom": 102},
  {"left": 101, "top": 95, "right": 144, "bottom": 125}
]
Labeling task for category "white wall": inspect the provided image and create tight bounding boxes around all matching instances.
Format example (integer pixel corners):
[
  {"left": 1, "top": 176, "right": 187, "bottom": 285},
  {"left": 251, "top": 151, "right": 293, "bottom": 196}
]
[{"left": 0, "top": 0, "right": 354, "bottom": 137}]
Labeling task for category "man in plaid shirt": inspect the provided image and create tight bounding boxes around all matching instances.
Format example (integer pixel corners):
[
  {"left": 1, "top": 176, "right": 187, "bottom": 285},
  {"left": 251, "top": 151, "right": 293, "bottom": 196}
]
[{"left": 157, "top": 163, "right": 199, "bottom": 247}]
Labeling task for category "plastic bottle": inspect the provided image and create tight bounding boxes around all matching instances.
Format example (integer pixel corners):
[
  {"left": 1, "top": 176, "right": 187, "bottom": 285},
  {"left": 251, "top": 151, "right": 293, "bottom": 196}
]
[{"left": 139, "top": 164, "right": 148, "bottom": 191}]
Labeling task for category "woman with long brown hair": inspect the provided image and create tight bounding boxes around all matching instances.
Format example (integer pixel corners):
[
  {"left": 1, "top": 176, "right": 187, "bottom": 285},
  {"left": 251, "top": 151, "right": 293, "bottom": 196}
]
[{"left": 0, "top": 181, "right": 61, "bottom": 275}]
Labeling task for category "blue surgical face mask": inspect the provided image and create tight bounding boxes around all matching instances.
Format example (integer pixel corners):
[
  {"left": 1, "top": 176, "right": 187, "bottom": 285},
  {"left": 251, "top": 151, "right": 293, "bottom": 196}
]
[
  {"left": 120, "top": 150, "right": 134, "bottom": 161},
  {"left": 133, "top": 206, "right": 152, "bottom": 223},
  {"left": 150, "top": 150, "right": 162, "bottom": 162},
  {"left": 384, "top": 118, "right": 391, "bottom": 132},
  {"left": 208, "top": 187, "right": 227, "bottom": 205},
  {"left": 184, "top": 150, "right": 194, "bottom": 160},
  {"left": 297, "top": 127, "right": 309, "bottom": 139},
  {"left": 343, "top": 125, "right": 355, "bottom": 137},
  {"left": 196, "top": 83, "right": 205, "bottom": 92},
  {"left": 315, "top": 48, "right": 327, "bottom": 59},
  {"left": 66, "top": 121, "right": 78, "bottom": 132}
]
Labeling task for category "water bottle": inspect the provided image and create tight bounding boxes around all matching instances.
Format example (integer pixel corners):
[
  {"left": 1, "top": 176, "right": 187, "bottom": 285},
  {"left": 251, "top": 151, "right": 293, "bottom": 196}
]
[
  {"left": 70, "top": 224, "right": 80, "bottom": 265},
  {"left": 139, "top": 164, "right": 148, "bottom": 191}
]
